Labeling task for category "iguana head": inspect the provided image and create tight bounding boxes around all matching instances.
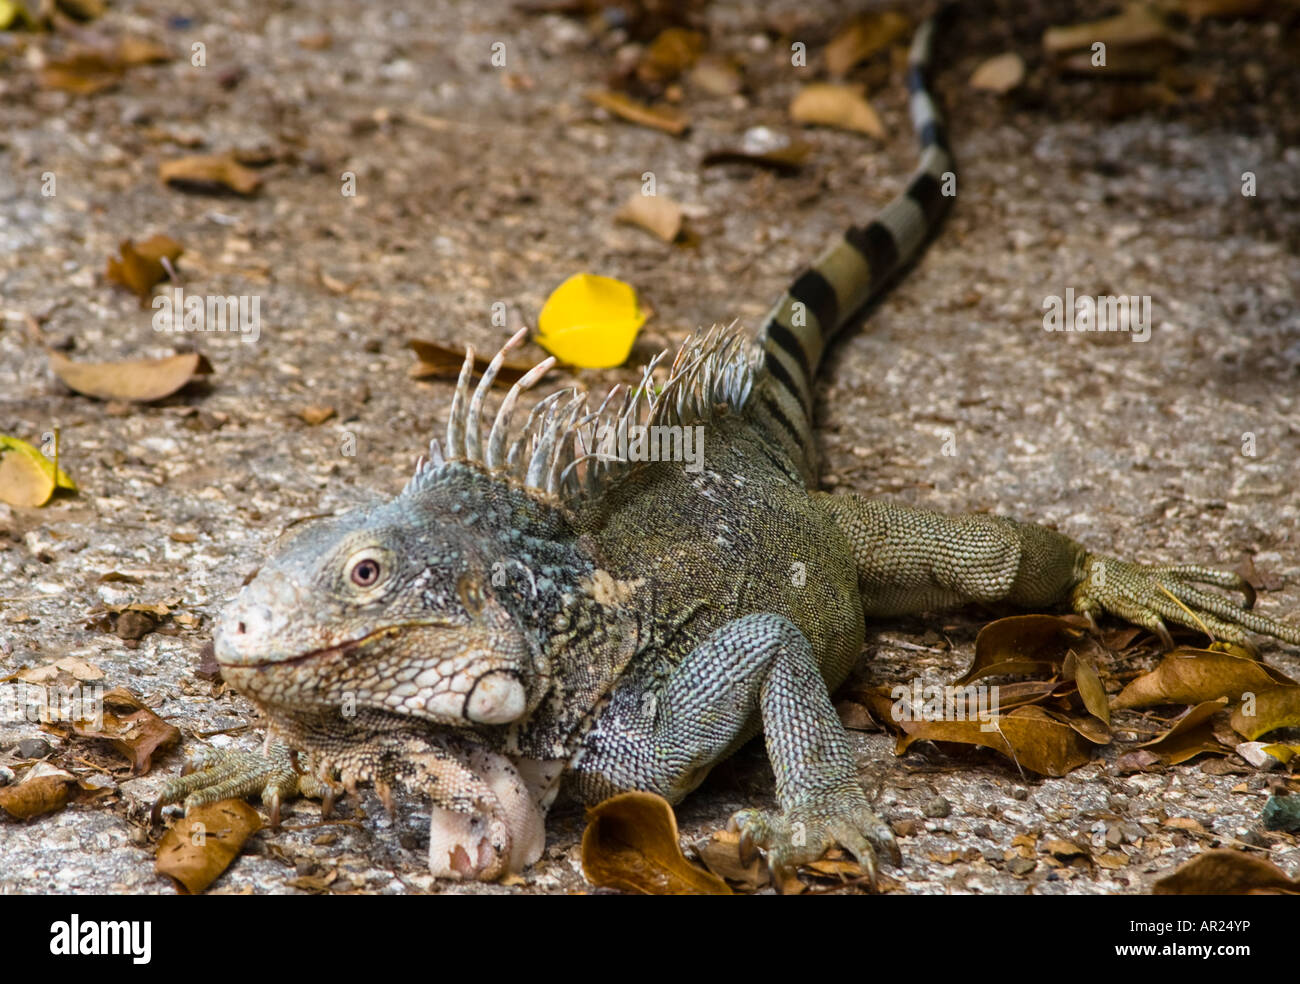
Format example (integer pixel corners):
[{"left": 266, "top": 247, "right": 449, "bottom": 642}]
[{"left": 214, "top": 485, "right": 542, "bottom": 729}]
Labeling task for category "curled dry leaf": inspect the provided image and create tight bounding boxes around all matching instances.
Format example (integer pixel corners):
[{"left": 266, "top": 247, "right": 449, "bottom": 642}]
[
  {"left": 789, "top": 84, "right": 885, "bottom": 138},
  {"left": 48, "top": 350, "right": 213, "bottom": 402},
  {"left": 585, "top": 90, "right": 688, "bottom": 135},
  {"left": 15, "top": 656, "right": 104, "bottom": 685},
  {"left": 1230, "top": 685, "right": 1300, "bottom": 741},
  {"left": 1154, "top": 849, "right": 1300, "bottom": 895},
  {"left": 825, "top": 10, "right": 909, "bottom": 77},
  {"left": 1043, "top": 4, "right": 1192, "bottom": 55},
  {"left": 105, "top": 234, "right": 183, "bottom": 301},
  {"left": 69, "top": 687, "right": 180, "bottom": 775},
  {"left": 694, "top": 828, "right": 769, "bottom": 892},
  {"left": 615, "top": 191, "right": 683, "bottom": 242},
  {"left": 156, "top": 799, "right": 263, "bottom": 894},
  {"left": 581, "top": 791, "right": 732, "bottom": 894},
  {"left": 1136, "top": 698, "right": 1230, "bottom": 765},
  {"left": 637, "top": 27, "right": 704, "bottom": 86},
  {"left": 1112, "top": 648, "right": 1292, "bottom": 709},
  {"left": 298, "top": 405, "right": 336, "bottom": 426},
  {"left": 0, "top": 763, "right": 77, "bottom": 821},
  {"left": 896, "top": 704, "right": 1094, "bottom": 777},
  {"left": 956, "top": 614, "right": 1091, "bottom": 685},
  {"left": 969, "top": 52, "right": 1026, "bottom": 94},
  {"left": 0, "top": 434, "right": 76, "bottom": 508},
  {"left": 407, "top": 339, "right": 542, "bottom": 384},
  {"left": 701, "top": 141, "right": 812, "bottom": 174},
  {"left": 159, "top": 152, "right": 263, "bottom": 195},
  {"left": 39, "top": 37, "right": 172, "bottom": 94}
]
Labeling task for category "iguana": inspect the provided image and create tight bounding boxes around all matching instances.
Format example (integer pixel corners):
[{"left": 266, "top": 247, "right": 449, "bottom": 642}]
[{"left": 156, "top": 16, "right": 1300, "bottom": 886}]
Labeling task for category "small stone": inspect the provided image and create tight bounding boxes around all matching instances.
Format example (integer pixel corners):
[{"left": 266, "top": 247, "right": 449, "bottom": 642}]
[
  {"left": 890, "top": 818, "right": 921, "bottom": 837},
  {"left": 923, "top": 796, "right": 952, "bottom": 818},
  {"left": 17, "top": 737, "right": 53, "bottom": 759},
  {"left": 295, "top": 859, "right": 319, "bottom": 877},
  {"left": 973, "top": 823, "right": 993, "bottom": 839},
  {"left": 1105, "top": 823, "right": 1125, "bottom": 847},
  {"left": 1007, "top": 857, "right": 1037, "bottom": 876},
  {"left": 1012, "top": 787, "right": 1029, "bottom": 801}
]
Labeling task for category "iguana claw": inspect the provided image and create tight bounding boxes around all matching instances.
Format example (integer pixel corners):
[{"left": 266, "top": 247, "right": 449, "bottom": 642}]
[
  {"left": 152, "top": 741, "right": 333, "bottom": 825},
  {"left": 1070, "top": 555, "right": 1300, "bottom": 648}
]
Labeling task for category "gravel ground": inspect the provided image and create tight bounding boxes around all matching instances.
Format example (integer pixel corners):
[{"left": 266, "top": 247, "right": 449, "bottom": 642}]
[{"left": 1, "top": 0, "right": 1298, "bottom": 894}]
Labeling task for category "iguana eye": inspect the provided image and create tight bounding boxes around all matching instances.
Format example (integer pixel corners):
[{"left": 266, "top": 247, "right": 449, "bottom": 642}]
[{"left": 351, "top": 557, "right": 382, "bottom": 587}]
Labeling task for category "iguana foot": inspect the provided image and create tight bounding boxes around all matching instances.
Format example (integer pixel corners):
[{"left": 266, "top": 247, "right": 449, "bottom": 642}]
[
  {"left": 1071, "top": 555, "right": 1300, "bottom": 648},
  {"left": 729, "top": 790, "right": 900, "bottom": 889},
  {"left": 152, "top": 740, "right": 332, "bottom": 826}
]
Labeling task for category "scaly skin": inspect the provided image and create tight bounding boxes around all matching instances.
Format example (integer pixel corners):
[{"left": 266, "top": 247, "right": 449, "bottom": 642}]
[{"left": 156, "top": 15, "right": 1300, "bottom": 888}]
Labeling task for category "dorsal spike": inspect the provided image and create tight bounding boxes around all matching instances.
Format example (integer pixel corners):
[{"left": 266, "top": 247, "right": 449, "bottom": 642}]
[
  {"left": 508, "top": 390, "right": 563, "bottom": 476},
  {"left": 487, "top": 355, "right": 555, "bottom": 471},
  {"left": 445, "top": 346, "right": 475, "bottom": 458},
  {"left": 528, "top": 391, "right": 583, "bottom": 490},
  {"left": 466, "top": 327, "right": 529, "bottom": 463},
  {"left": 428, "top": 439, "right": 446, "bottom": 467}
]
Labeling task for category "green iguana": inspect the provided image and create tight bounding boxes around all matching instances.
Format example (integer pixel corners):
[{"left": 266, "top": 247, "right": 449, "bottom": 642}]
[{"left": 156, "top": 17, "right": 1300, "bottom": 886}]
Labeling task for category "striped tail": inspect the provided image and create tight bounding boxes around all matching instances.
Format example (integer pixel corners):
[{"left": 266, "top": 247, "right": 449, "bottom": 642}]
[{"left": 750, "top": 15, "right": 954, "bottom": 483}]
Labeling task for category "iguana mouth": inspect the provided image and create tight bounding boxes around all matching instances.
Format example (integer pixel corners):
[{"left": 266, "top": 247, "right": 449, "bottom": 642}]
[{"left": 221, "top": 621, "right": 446, "bottom": 670}]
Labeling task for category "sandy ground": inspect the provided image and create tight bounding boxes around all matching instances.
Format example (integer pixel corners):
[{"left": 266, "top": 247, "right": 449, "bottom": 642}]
[{"left": 1, "top": 0, "right": 1298, "bottom": 894}]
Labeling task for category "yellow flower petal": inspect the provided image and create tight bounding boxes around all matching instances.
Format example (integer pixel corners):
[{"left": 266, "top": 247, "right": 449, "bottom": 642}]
[{"left": 535, "top": 273, "right": 646, "bottom": 369}]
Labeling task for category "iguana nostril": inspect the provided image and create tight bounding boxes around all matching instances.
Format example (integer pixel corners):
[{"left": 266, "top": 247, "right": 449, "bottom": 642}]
[{"left": 236, "top": 621, "right": 246, "bottom": 635}]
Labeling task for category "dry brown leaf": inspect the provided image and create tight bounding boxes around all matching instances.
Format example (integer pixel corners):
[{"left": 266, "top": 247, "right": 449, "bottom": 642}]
[
  {"left": 581, "top": 791, "right": 732, "bottom": 894},
  {"left": 105, "top": 235, "right": 183, "bottom": 301},
  {"left": 693, "top": 829, "right": 769, "bottom": 892},
  {"left": 48, "top": 350, "right": 213, "bottom": 402},
  {"left": 615, "top": 192, "right": 683, "bottom": 242},
  {"left": 297, "top": 32, "right": 334, "bottom": 50},
  {"left": 69, "top": 687, "right": 179, "bottom": 775},
  {"left": 969, "top": 52, "right": 1026, "bottom": 93},
  {"left": 1136, "top": 698, "right": 1230, "bottom": 765},
  {"left": 406, "top": 340, "right": 543, "bottom": 384},
  {"left": 585, "top": 90, "right": 688, "bottom": 135},
  {"left": 1154, "top": 849, "right": 1300, "bottom": 895},
  {"left": 956, "top": 614, "right": 1091, "bottom": 685},
  {"left": 896, "top": 704, "right": 1094, "bottom": 777},
  {"left": 298, "top": 405, "right": 336, "bottom": 426},
  {"left": 15, "top": 656, "right": 104, "bottom": 684},
  {"left": 1230, "top": 685, "right": 1300, "bottom": 741},
  {"left": 700, "top": 141, "right": 813, "bottom": 174},
  {"left": 1043, "top": 4, "right": 1192, "bottom": 55},
  {"left": 825, "top": 10, "right": 910, "bottom": 77},
  {"left": 637, "top": 27, "right": 704, "bottom": 86},
  {"left": 789, "top": 84, "right": 884, "bottom": 138},
  {"left": 0, "top": 764, "right": 76, "bottom": 821},
  {"left": 155, "top": 799, "right": 263, "bottom": 894},
  {"left": 1063, "top": 650, "right": 1110, "bottom": 727},
  {"left": 159, "top": 152, "right": 263, "bottom": 195},
  {"left": 1113, "top": 648, "right": 1292, "bottom": 709},
  {"left": 1115, "top": 748, "right": 1164, "bottom": 773}
]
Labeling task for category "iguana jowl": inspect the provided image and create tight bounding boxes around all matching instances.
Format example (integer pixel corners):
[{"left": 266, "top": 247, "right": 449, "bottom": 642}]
[{"left": 158, "top": 18, "right": 1300, "bottom": 884}]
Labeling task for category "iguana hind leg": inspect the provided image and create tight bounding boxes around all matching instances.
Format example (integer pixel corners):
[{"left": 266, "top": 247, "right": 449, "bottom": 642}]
[
  {"left": 816, "top": 492, "right": 1300, "bottom": 647},
  {"left": 571, "top": 612, "right": 898, "bottom": 884}
]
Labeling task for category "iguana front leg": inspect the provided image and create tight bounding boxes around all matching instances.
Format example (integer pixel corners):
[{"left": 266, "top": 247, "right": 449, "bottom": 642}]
[
  {"left": 817, "top": 493, "right": 1300, "bottom": 647},
  {"left": 572, "top": 613, "right": 899, "bottom": 885}
]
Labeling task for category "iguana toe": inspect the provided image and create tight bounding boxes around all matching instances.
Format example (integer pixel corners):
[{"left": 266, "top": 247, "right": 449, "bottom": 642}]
[{"left": 152, "top": 741, "right": 314, "bottom": 825}]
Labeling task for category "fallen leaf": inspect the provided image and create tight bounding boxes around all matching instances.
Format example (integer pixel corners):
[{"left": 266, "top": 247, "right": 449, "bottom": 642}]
[
  {"left": 15, "top": 656, "right": 104, "bottom": 684},
  {"left": 1043, "top": 4, "right": 1192, "bottom": 55},
  {"left": 1137, "top": 699, "right": 1230, "bottom": 764},
  {"left": 789, "top": 84, "right": 884, "bottom": 138},
  {"left": 298, "top": 405, "right": 336, "bottom": 426},
  {"left": 535, "top": 273, "right": 646, "bottom": 368},
  {"left": 700, "top": 141, "right": 813, "bottom": 174},
  {"left": 296, "top": 32, "right": 333, "bottom": 50},
  {"left": 38, "top": 37, "right": 171, "bottom": 94},
  {"left": 0, "top": 764, "right": 76, "bottom": 821},
  {"left": 1115, "top": 748, "right": 1164, "bottom": 773},
  {"left": 615, "top": 191, "right": 683, "bottom": 242},
  {"left": 105, "top": 235, "right": 183, "bottom": 301},
  {"left": 0, "top": 435, "right": 76, "bottom": 508},
  {"left": 689, "top": 56, "right": 743, "bottom": 97},
  {"left": 637, "top": 27, "right": 704, "bottom": 86},
  {"left": 585, "top": 90, "right": 688, "bottom": 135},
  {"left": 48, "top": 350, "right": 213, "bottom": 402},
  {"left": 969, "top": 52, "right": 1026, "bottom": 94},
  {"left": 407, "top": 339, "right": 544, "bottom": 384},
  {"left": 69, "top": 687, "right": 179, "bottom": 775},
  {"left": 155, "top": 799, "right": 263, "bottom": 894},
  {"left": 693, "top": 829, "right": 769, "bottom": 891},
  {"left": 956, "top": 614, "right": 1091, "bottom": 685},
  {"left": 896, "top": 704, "right": 1094, "bottom": 777},
  {"left": 1230, "top": 685, "right": 1300, "bottom": 740},
  {"left": 1113, "top": 648, "right": 1292, "bottom": 709},
  {"left": 1042, "top": 837, "right": 1091, "bottom": 861},
  {"left": 581, "top": 791, "right": 732, "bottom": 894},
  {"left": 1160, "top": 0, "right": 1266, "bottom": 19},
  {"left": 159, "top": 152, "right": 263, "bottom": 195},
  {"left": 1064, "top": 650, "right": 1110, "bottom": 728},
  {"left": 1154, "top": 849, "right": 1300, "bottom": 895},
  {"left": 825, "top": 10, "right": 909, "bottom": 77}
]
